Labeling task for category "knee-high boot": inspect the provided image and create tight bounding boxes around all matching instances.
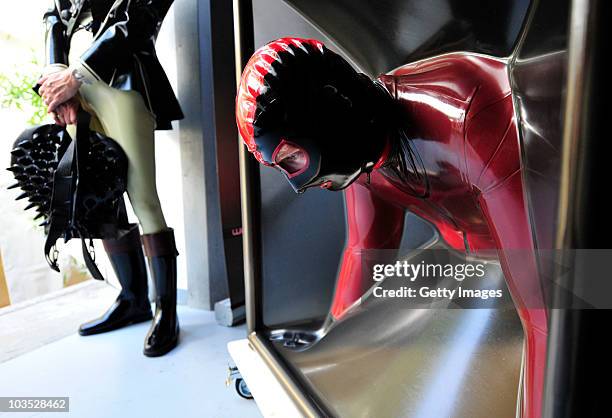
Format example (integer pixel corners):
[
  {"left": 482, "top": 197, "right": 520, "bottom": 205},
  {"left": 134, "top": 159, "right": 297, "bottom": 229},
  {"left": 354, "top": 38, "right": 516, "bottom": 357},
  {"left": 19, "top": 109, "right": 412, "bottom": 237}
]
[
  {"left": 141, "top": 228, "right": 179, "bottom": 357},
  {"left": 79, "top": 226, "right": 153, "bottom": 336}
]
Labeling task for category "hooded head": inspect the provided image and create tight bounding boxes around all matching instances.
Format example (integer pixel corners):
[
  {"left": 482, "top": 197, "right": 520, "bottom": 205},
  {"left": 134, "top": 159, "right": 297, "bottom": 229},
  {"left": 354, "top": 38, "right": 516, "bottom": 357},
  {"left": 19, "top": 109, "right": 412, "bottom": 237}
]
[{"left": 236, "top": 38, "right": 392, "bottom": 193}]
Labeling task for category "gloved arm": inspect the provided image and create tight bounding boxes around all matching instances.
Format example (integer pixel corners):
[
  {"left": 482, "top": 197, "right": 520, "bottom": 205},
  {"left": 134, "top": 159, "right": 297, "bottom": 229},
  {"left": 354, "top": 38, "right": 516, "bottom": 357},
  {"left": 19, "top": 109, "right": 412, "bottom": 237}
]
[
  {"left": 330, "top": 181, "right": 405, "bottom": 319},
  {"left": 42, "top": 1, "right": 69, "bottom": 76}
]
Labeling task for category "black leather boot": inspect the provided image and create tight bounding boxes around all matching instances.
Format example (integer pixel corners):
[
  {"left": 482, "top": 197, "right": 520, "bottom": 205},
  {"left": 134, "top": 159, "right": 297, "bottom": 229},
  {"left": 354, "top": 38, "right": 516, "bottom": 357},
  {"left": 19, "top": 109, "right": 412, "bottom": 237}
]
[
  {"left": 142, "top": 228, "right": 179, "bottom": 357},
  {"left": 79, "top": 226, "right": 153, "bottom": 336}
]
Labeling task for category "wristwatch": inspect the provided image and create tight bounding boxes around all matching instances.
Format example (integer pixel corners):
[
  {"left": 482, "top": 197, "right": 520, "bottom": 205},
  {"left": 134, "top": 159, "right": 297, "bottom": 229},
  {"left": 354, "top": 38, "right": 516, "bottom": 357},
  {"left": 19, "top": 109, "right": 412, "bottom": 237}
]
[{"left": 72, "top": 68, "right": 91, "bottom": 85}]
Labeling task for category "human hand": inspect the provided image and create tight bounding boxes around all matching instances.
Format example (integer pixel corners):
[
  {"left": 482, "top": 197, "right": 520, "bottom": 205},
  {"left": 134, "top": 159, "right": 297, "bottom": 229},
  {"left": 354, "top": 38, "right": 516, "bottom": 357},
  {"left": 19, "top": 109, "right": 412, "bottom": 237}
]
[
  {"left": 38, "top": 69, "right": 82, "bottom": 113},
  {"left": 51, "top": 97, "right": 80, "bottom": 126}
]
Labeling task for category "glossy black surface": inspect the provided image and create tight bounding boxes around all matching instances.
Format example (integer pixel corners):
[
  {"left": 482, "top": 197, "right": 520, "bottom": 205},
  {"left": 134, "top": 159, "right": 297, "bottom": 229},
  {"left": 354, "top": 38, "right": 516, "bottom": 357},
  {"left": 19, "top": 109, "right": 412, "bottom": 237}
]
[
  {"left": 79, "top": 229, "right": 152, "bottom": 336},
  {"left": 78, "top": 296, "right": 152, "bottom": 336},
  {"left": 142, "top": 230, "right": 180, "bottom": 357},
  {"left": 144, "top": 255, "right": 179, "bottom": 357},
  {"left": 248, "top": 40, "right": 391, "bottom": 192},
  {"left": 543, "top": 1, "right": 612, "bottom": 417},
  {"left": 43, "top": 8, "right": 68, "bottom": 65}
]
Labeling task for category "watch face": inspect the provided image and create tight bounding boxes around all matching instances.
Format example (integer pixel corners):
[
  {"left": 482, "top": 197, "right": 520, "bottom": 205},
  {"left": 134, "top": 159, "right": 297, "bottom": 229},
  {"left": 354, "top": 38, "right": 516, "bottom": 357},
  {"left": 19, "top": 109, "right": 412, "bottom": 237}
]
[
  {"left": 72, "top": 69, "right": 90, "bottom": 85},
  {"left": 72, "top": 70, "right": 82, "bottom": 80}
]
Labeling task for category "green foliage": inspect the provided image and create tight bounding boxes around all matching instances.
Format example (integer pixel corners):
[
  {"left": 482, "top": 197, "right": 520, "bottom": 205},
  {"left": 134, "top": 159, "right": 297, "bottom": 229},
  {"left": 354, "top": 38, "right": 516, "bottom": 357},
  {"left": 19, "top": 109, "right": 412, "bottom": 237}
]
[{"left": 0, "top": 56, "right": 46, "bottom": 126}]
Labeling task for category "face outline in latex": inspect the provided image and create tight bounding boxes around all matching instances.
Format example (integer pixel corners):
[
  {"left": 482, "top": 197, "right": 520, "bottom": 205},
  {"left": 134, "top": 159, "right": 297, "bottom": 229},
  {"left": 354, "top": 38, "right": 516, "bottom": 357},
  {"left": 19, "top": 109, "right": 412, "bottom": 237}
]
[
  {"left": 264, "top": 129, "right": 369, "bottom": 194},
  {"left": 271, "top": 139, "right": 310, "bottom": 179}
]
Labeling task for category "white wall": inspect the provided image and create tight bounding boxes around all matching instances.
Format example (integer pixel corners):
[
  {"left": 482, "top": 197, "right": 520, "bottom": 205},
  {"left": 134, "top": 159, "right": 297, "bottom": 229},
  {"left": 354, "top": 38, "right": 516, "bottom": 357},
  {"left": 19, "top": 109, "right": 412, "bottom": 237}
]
[{"left": 145, "top": 5, "right": 188, "bottom": 290}]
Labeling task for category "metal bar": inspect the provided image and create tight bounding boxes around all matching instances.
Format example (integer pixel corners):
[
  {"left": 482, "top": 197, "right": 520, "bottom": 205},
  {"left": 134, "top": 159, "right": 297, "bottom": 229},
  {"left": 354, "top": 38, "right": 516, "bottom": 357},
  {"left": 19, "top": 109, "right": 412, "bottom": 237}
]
[
  {"left": 543, "top": 0, "right": 591, "bottom": 413},
  {"left": 233, "top": 0, "right": 262, "bottom": 334},
  {"left": 544, "top": 0, "right": 611, "bottom": 416},
  {"left": 554, "top": 0, "right": 590, "bottom": 249}
]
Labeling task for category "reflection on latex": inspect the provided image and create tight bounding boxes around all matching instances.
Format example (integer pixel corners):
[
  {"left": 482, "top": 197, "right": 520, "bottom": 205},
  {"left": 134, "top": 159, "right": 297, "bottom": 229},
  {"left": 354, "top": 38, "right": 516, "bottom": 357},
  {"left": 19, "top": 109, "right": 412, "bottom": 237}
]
[{"left": 397, "top": 91, "right": 464, "bottom": 120}]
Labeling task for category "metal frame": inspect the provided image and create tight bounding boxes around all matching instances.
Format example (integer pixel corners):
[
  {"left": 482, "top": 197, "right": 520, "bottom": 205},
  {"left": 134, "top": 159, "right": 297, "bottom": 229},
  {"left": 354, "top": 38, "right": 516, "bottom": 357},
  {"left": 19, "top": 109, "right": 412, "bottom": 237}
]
[{"left": 233, "top": 0, "right": 604, "bottom": 416}]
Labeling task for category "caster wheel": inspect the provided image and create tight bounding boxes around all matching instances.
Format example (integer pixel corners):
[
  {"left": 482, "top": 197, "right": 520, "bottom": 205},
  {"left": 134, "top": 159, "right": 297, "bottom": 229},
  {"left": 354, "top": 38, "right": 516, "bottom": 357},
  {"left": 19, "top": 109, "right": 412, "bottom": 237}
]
[{"left": 235, "top": 378, "right": 253, "bottom": 400}]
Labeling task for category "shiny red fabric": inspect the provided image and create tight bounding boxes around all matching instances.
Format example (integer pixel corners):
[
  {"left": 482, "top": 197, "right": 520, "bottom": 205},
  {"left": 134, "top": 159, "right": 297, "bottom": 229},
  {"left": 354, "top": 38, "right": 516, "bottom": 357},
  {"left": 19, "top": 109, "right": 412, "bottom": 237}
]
[{"left": 331, "top": 53, "right": 546, "bottom": 418}]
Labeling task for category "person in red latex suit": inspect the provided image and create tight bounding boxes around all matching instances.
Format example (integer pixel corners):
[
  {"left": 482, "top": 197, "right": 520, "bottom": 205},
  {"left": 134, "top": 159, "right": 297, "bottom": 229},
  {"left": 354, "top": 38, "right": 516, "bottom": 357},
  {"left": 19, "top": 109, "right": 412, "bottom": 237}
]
[{"left": 236, "top": 38, "right": 547, "bottom": 418}]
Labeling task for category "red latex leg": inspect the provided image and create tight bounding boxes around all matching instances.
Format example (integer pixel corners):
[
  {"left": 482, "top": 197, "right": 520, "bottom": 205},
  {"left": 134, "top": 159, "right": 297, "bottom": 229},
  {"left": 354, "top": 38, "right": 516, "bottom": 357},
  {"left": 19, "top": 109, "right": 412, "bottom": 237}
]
[{"left": 480, "top": 171, "right": 547, "bottom": 418}]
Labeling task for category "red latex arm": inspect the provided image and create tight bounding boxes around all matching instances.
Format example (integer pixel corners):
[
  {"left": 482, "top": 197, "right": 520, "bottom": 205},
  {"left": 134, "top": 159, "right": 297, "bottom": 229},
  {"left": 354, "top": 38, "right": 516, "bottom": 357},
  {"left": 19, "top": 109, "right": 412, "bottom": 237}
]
[{"left": 330, "top": 181, "right": 405, "bottom": 319}]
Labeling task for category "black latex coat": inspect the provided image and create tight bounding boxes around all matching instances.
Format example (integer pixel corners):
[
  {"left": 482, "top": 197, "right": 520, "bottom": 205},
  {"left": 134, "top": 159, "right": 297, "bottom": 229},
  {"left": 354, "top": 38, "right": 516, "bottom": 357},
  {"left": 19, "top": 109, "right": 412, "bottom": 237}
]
[{"left": 43, "top": 0, "right": 183, "bottom": 130}]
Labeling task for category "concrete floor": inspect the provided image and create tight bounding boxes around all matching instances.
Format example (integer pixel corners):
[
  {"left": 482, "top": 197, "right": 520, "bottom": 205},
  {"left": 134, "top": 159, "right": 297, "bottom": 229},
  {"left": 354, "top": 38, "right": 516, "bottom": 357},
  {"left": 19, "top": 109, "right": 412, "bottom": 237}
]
[
  {"left": 0, "top": 281, "right": 117, "bottom": 363},
  {"left": 0, "top": 305, "right": 262, "bottom": 418}
]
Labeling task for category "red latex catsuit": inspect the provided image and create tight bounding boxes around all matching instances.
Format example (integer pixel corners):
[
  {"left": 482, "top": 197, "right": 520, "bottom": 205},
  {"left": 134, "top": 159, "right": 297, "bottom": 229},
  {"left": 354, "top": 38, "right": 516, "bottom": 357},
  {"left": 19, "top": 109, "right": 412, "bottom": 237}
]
[{"left": 331, "top": 53, "right": 546, "bottom": 418}]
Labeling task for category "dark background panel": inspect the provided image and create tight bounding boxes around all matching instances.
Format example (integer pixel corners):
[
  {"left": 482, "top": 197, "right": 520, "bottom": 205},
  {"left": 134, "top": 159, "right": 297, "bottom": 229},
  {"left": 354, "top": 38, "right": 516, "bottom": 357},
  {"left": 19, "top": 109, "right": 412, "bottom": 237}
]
[
  {"left": 282, "top": 0, "right": 531, "bottom": 76},
  {"left": 259, "top": 167, "right": 345, "bottom": 327}
]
